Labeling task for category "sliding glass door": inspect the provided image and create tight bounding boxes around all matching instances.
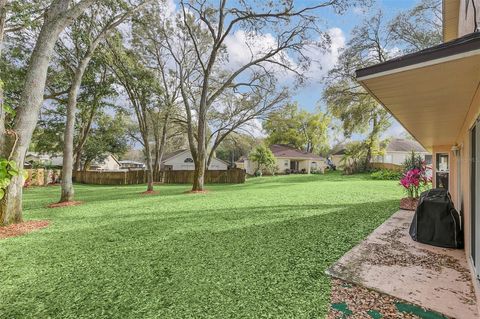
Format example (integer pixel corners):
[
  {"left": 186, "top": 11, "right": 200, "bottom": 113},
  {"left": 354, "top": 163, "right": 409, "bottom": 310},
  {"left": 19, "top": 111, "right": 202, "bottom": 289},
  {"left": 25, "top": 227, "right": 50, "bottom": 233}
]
[{"left": 472, "top": 124, "right": 480, "bottom": 278}]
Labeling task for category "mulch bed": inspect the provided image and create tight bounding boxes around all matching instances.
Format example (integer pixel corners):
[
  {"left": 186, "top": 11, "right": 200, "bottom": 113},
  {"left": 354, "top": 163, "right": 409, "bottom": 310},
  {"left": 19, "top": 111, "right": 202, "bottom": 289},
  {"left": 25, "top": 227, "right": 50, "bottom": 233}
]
[
  {"left": 328, "top": 278, "right": 449, "bottom": 318},
  {"left": 47, "top": 201, "right": 83, "bottom": 208},
  {"left": 400, "top": 197, "right": 418, "bottom": 211},
  {"left": 0, "top": 220, "right": 50, "bottom": 239},
  {"left": 140, "top": 190, "right": 159, "bottom": 195},
  {"left": 185, "top": 190, "right": 209, "bottom": 194}
]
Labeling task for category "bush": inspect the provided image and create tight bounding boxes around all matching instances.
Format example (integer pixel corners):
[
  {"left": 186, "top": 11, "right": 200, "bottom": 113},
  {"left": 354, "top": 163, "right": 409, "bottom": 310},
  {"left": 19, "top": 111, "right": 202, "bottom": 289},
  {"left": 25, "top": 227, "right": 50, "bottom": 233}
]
[{"left": 370, "top": 169, "right": 402, "bottom": 180}]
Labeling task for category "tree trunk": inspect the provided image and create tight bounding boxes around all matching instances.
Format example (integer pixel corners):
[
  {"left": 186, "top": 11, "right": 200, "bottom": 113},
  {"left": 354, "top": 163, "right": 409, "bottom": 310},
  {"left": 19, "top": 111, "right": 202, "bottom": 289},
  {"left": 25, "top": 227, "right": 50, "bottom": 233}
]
[
  {"left": 0, "top": 0, "right": 7, "bottom": 153},
  {"left": 193, "top": 116, "right": 206, "bottom": 191},
  {"left": 144, "top": 141, "right": 154, "bottom": 192},
  {"left": 60, "top": 59, "right": 90, "bottom": 203},
  {"left": 0, "top": 0, "right": 94, "bottom": 224},
  {"left": 73, "top": 151, "right": 82, "bottom": 172}
]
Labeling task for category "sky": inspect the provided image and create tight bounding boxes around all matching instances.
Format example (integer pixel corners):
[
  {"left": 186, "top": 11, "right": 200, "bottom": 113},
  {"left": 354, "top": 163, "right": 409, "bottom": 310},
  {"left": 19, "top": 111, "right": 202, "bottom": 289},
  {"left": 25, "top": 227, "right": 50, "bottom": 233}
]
[
  {"left": 138, "top": 0, "right": 425, "bottom": 145},
  {"left": 291, "top": 0, "right": 422, "bottom": 140}
]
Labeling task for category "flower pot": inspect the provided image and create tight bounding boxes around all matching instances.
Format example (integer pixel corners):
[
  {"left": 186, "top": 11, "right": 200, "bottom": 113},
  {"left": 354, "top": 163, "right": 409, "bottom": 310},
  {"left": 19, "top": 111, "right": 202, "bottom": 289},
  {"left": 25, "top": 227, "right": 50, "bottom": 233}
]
[{"left": 400, "top": 197, "right": 419, "bottom": 211}]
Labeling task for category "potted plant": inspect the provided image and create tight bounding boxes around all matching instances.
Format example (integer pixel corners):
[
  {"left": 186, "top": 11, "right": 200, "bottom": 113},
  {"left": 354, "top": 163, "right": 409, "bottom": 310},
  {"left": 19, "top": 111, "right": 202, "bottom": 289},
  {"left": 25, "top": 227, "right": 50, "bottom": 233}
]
[{"left": 399, "top": 162, "right": 431, "bottom": 210}]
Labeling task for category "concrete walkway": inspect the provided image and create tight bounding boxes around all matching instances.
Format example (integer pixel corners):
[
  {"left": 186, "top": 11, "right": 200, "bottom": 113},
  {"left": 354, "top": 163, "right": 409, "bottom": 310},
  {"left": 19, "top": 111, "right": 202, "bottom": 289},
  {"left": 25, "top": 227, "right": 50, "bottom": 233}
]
[{"left": 326, "top": 210, "right": 478, "bottom": 319}]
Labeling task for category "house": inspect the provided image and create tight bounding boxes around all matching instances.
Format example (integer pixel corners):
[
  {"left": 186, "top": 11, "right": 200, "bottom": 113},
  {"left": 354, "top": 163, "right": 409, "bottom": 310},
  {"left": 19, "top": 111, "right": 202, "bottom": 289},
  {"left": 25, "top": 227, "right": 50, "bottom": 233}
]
[
  {"left": 88, "top": 154, "right": 121, "bottom": 171},
  {"left": 372, "top": 138, "right": 431, "bottom": 166},
  {"left": 330, "top": 149, "right": 346, "bottom": 169},
  {"left": 330, "top": 1, "right": 480, "bottom": 317},
  {"left": 25, "top": 152, "right": 63, "bottom": 168},
  {"left": 119, "top": 160, "right": 145, "bottom": 170},
  {"left": 239, "top": 144, "right": 327, "bottom": 175},
  {"left": 161, "top": 149, "right": 228, "bottom": 171}
]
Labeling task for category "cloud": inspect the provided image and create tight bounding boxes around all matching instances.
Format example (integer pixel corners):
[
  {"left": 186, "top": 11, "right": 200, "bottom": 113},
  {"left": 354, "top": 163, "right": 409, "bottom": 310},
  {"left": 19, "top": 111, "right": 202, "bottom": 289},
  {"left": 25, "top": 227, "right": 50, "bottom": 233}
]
[
  {"left": 223, "top": 30, "right": 294, "bottom": 74},
  {"left": 303, "top": 27, "right": 346, "bottom": 81},
  {"left": 223, "top": 27, "right": 346, "bottom": 86}
]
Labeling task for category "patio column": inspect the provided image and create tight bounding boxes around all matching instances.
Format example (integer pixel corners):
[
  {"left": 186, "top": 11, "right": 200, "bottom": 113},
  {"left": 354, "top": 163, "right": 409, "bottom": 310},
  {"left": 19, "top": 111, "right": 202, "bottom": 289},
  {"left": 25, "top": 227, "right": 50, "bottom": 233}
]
[{"left": 307, "top": 160, "right": 311, "bottom": 174}]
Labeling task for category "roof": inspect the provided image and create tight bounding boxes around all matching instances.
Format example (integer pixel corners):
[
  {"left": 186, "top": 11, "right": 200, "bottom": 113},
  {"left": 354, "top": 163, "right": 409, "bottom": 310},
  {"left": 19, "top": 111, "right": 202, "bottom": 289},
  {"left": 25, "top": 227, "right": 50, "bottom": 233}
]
[
  {"left": 356, "top": 32, "right": 480, "bottom": 79},
  {"left": 236, "top": 155, "right": 248, "bottom": 163},
  {"left": 119, "top": 160, "right": 145, "bottom": 165},
  {"left": 162, "top": 149, "right": 188, "bottom": 161},
  {"left": 269, "top": 144, "right": 323, "bottom": 160},
  {"left": 162, "top": 149, "right": 230, "bottom": 166},
  {"left": 331, "top": 149, "right": 346, "bottom": 156},
  {"left": 386, "top": 139, "right": 428, "bottom": 153}
]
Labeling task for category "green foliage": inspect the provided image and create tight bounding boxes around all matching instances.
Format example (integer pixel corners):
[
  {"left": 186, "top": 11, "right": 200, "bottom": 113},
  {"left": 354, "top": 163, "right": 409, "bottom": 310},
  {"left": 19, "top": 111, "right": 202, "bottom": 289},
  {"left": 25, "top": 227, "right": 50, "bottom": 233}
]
[
  {"left": 264, "top": 103, "right": 330, "bottom": 155},
  {"left": 402, "top": 151, "right": 424, "bottom": 172},
  {"left": 1, "top": 173, "right": 401, "bottom": 318},
  {"left": 215, "top": 133, "right": 258, "bottom": 163},
  {"left": 81, "top": 113, "right": 129, "bottom": 168},
  {"left": 370, "top": 169, "right": 402, "bottom": 180},
  {"left": 249, "top": 145, "right": 276, "bottom": 176},
  {"left": 0, "top": 159, "right": 27, "bottom": 200}
]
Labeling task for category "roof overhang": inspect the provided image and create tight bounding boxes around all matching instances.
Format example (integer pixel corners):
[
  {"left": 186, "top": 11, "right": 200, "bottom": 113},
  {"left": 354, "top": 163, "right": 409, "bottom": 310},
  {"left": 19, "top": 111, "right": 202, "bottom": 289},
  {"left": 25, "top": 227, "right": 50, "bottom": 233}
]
[{"left": 356, "top": 33, "right": 480, "bottom": 150}]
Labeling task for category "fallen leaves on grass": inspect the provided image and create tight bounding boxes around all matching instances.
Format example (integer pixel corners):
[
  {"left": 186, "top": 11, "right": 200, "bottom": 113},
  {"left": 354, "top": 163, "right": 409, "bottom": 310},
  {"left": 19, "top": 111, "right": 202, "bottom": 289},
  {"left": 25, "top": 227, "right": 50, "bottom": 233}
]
[{"left": 0, "top": 220, "right": 49, "bottom": 239}]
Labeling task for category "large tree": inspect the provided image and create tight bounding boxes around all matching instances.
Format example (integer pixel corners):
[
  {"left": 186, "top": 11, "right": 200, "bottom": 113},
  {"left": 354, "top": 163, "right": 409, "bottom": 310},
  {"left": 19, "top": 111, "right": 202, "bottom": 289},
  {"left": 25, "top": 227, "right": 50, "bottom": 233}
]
[
  {"left": 106, "top": 36, "right": 161, "bottom": 192},
  {"left": 58, "top": 0, "right": 150, "bottom": 203},
  {"left": 0, "top": 0, "right": 96, "bottom": 226},
  {"left": 264, "top": 103, "right": 330, "bottom": 155},
  {"left": 162, "top": 0, "right": 364, "bottom": 192},
  {"left": 323, "top": 3, "right": 442, "bottom": 171}
]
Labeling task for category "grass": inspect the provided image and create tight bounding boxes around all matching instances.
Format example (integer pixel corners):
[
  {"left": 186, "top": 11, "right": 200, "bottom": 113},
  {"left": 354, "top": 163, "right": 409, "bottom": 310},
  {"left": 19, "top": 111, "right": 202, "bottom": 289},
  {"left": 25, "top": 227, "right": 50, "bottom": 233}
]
[{"left": 0, "top": 172, "right": 402, "bottom": 319}]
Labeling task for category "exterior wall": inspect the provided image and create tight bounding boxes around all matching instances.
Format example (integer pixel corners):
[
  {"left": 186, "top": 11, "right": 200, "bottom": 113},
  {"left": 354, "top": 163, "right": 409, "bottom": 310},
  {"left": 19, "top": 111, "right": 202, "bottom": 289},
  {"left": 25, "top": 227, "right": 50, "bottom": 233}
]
[
  {"left": 458, "top": 0, "right": 480, "bottom": 38},
  {"left": 443, "top": 83, "right": 480, "bottom": 306},
  {"left": 331, "top": 155, "right": 343, "bottom": 169},
  {"left": 92, "top": 155, "right": 121, "bottom": 171},
  {"left": 244, "top": 157, "right": 326, "bottom": 175},
  {"left": 163, "top": 151, "right": 228, "bottom": 171},
  {"left": 372, "top": 151, "right": 430, "bottom": 166}
]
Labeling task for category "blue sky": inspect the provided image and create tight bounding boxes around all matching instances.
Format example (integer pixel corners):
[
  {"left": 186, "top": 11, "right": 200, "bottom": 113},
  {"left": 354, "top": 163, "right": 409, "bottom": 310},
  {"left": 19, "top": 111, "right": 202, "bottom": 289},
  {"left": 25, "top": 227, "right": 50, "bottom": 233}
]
[{"left": 292, "top": 0, "right": 422, "bottom": 140}]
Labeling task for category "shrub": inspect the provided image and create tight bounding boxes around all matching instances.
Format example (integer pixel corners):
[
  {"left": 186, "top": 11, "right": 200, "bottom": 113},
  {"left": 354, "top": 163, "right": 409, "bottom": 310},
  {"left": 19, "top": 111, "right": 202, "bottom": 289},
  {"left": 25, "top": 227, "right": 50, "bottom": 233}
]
[{"left": 370, "top": 169, "right": 402, "bottom": 180}]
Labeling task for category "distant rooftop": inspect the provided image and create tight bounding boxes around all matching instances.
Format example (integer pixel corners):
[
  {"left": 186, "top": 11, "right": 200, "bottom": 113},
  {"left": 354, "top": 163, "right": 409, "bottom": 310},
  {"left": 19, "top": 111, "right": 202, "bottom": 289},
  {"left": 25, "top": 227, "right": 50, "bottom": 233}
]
[{"left": 269, "top": 144, "right": 323, "bottom": 160}]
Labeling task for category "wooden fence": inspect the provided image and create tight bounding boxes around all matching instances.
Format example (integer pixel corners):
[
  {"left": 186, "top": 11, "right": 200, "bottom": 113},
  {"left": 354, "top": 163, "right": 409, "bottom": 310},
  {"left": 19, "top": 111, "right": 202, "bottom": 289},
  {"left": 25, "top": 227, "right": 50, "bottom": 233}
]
[{"left": 73, "top": 169, "right": 245, "bottom": 185}]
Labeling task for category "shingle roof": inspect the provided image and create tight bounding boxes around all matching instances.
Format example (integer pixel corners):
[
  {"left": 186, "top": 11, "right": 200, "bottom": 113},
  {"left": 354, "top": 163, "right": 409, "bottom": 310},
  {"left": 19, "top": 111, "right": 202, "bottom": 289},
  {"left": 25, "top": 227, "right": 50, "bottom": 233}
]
[
  {"left": 162, "top": 149, "right": 187, "bottom": 161},
  {"left": 386, "top": 139, "right": 427, "bottom": 153},
  {"left": 269, "top": 144, "right": 324, "bottom": 160}
]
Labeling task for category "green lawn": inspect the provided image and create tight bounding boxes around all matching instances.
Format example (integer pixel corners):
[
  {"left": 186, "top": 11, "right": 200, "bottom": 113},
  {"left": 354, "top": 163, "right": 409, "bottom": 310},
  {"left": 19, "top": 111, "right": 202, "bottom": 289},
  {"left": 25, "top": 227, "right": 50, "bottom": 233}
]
[{"left": 0, "top": 173, "right": 401, "bottom": 318}]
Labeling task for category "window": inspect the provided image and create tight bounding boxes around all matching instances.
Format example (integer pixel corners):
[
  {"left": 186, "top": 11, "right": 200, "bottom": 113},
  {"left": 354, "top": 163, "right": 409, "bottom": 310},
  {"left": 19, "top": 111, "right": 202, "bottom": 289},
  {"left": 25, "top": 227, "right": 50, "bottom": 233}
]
[{"left": 184, "top": 158, "right": 194, "bottom": 163}]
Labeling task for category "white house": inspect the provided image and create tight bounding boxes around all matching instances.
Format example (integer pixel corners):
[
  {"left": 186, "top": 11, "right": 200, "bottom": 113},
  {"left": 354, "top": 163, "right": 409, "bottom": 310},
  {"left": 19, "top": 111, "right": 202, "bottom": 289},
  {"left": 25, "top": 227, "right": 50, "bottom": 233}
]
[
  {"left": 372, "top": 138, "right": 431, "bottom": 166},
  {"left": 88, "top": 154, "right": 122, "bottom": 171},
  {"left": 161, "top": 150, "right": 228, "bottom": 171},
  {"left": 238, "top": 144, "right": 327, "bottom": 175},
  {"left": 119, "top": 160, "right": 146, "bottom": 170}
]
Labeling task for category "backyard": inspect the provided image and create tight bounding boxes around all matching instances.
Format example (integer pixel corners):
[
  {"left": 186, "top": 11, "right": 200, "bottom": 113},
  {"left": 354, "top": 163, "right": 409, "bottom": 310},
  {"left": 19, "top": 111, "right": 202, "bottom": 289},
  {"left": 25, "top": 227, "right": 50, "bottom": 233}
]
[{"left": 0, "top": 173, "right": 401, "bottom": 318}]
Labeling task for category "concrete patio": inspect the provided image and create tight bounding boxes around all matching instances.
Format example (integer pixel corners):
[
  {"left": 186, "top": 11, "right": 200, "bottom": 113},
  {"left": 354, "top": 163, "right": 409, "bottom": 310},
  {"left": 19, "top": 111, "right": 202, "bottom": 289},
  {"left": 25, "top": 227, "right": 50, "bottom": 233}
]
[{"left": 327, "top": 210, "right": 479, "bottom": 318}]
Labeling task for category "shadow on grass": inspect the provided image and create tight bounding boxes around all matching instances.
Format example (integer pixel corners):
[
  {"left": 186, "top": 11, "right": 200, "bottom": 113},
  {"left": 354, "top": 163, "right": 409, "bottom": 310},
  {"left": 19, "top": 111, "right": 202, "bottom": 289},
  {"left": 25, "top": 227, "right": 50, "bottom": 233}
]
[{"left": 0, "top": 199, "right": 398, "bottom": 319}]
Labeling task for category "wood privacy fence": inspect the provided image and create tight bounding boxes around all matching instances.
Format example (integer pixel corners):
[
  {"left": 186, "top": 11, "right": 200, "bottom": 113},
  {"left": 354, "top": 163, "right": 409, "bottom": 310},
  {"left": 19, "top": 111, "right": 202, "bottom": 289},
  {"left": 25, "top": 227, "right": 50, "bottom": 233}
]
[{"left": 73, "top": 169, "right": 246, "bottom": 185}]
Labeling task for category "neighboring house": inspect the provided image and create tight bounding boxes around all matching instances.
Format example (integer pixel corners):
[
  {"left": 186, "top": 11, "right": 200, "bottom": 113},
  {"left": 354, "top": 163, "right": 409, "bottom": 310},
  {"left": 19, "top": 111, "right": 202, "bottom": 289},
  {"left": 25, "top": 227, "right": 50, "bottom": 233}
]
[
  {"left": 330, "top": 149, "right": 346, "bottom": 169},
  {"left": 372, "top": 138, "right": 432, "bottom": 166},
  {"left": 25, "top": 152, "right": 64, "bottom": 168},
  {"left": 355, "top": 0, "right": 480, "bottom": 310},
  {"left": 239, "top": 144, "right": 327, "bottom": 175},
  {"left": 88, "top": 154, "right": 121, "bottom": 171},
  {"left": 161, "top": 150, "right": 228, "bottom": 171},
  {"left": 119, "top": 160, "right": 145, "bottom": 170}
]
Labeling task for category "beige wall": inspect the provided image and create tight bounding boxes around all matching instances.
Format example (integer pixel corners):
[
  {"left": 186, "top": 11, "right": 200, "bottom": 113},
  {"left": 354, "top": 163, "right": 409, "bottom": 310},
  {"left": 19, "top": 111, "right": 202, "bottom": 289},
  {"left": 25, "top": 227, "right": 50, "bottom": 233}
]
[
  {"left": 163, "top": 151, "right": 228, "bottom": 171},
  {"left": 458, "top": 0, "right": 480, "bottom": 38},
  {"left": 438, "top": 82, "right": 480, "bottom": 305}
]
